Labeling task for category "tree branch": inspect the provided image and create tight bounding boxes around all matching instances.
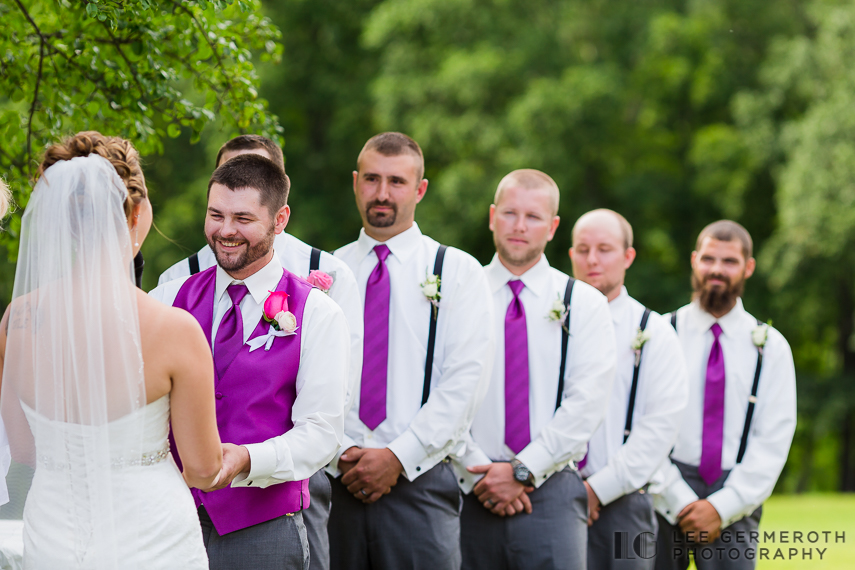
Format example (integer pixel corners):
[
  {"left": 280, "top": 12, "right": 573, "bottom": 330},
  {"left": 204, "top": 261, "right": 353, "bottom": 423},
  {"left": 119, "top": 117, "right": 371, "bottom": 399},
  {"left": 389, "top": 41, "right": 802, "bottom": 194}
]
[{"left": 14, "top": 0, "right": 46, "bottom": 178}]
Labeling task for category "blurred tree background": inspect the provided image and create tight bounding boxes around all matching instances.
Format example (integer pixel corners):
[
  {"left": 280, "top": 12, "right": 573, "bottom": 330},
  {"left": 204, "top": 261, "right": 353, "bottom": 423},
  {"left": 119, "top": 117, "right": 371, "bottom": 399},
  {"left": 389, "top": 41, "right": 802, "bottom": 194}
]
[{"left": 3, "top": 0, "right": 855, "bottom": 494}]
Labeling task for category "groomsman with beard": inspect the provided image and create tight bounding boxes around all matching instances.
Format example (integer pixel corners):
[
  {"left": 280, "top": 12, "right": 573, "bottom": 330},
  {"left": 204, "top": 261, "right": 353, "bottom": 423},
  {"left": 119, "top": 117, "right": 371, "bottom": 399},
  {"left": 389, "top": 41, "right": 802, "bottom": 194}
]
[
  {"left": 158, "top": 135, "right": 363, "bottom": 570},
  {"left": 652, "top": 221, "right": 796, "bottom": 570},
  {"left": 569, "top": 209, "right": 688, "bottom": 570},
  {"left": 150, "top": 154, "right": 350, "bottom": 569},
  {"left": 330, "top": 132, "right": 494, "bottom": 570},
  {"left": 454, "top": 170, "right": 615, "bottom": 570}
]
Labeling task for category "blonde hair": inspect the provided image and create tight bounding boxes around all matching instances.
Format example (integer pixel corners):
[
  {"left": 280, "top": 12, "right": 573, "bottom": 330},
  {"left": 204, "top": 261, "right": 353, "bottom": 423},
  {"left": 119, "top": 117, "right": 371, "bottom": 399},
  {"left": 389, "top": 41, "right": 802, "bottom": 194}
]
[
  {"left": 572, "top": 209, "right": 634, "bottom": 250},
  {"left": 38, "top": 131, "right": 147, "bottom": 218},
  {"left": 494, "top": 169, "right": 560, "bottom": 215},
  {"left": 0, "top": 178, "right": 11, "bottom": 221}
]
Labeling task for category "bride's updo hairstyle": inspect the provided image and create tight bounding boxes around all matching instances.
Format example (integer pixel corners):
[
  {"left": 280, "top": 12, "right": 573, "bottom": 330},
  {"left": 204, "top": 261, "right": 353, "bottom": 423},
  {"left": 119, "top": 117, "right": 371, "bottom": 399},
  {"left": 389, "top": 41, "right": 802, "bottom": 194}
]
[{"left": 38, "top": 131, "right": 147, "bottom": 218}]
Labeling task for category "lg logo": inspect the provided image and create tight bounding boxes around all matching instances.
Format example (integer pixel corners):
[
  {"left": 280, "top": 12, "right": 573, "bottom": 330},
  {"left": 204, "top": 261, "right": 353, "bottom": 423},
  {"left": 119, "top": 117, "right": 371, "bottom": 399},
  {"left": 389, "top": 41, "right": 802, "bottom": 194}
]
[{"left": 614, "top": 532, "right": 657, "bottom": 560}]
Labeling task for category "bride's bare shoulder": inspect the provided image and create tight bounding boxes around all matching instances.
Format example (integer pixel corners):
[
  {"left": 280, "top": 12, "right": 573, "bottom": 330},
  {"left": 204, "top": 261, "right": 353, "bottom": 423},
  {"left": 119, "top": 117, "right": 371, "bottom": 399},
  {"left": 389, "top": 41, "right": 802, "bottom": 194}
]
[{"left": 136, "top": 290, "right": 207, "bottom": 346}]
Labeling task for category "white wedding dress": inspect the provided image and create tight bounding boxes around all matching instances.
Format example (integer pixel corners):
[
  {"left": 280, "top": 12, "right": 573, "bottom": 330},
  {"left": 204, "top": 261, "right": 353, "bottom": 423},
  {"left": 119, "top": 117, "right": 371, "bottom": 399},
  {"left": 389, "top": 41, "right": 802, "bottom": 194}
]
[{"left": 20, "top": 395, "right": 208, "bottom": 569}]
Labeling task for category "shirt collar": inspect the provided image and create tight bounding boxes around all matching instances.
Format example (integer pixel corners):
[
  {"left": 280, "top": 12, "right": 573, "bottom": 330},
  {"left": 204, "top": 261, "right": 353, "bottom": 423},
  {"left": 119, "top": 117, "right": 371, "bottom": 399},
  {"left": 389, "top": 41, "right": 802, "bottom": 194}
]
[
  {"left": 686, "top": 297, "right": 746, "bottom": 337},
  {"left": 608, "top": 286, "right": 631, "bottom": 324},
  {"left": 215, "top": 250, "right": 284, "bottom": 306},
  {"left": 485, "top": 253, "right": 551, "bottom": 298},
  {"left": 354, "top": 222, "right": 423, "bottom": 265}
]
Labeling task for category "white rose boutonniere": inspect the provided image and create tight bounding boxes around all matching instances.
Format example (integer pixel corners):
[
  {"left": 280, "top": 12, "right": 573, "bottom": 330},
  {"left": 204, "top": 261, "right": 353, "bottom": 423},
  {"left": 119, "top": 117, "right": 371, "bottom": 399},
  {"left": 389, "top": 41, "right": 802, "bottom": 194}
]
[
  {"left": 630, "top": 328, "right": 653, "bottom": 366},
  {"left": 248, "top": 290, "right": 300, "bottom": 352},
  {"left": 546, "top": 295, "right": 569, "bottom": 334},
  {"left": 752, "top": 321, "right": 771, "bottom": 353},
  {"left": 420, "top": 272, "right": 441, "bottom": 317}
]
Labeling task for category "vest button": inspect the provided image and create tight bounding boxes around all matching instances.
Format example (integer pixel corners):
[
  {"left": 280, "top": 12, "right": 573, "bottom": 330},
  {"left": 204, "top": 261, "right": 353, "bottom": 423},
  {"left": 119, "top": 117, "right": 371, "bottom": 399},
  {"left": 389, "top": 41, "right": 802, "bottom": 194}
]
[{"left": 215, "top": 392, "right": 223, "bottom": 400}]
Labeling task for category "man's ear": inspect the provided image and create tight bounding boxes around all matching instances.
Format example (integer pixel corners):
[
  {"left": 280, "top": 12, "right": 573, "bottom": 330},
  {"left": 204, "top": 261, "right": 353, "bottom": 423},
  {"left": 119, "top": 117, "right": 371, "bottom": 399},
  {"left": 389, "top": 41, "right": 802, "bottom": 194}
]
[
  {"left": 488, "top": 204, "right": 496, "bottom": 232},
  {"left": 744, "top": 257, "right": 756, "bottom": 279},
  {"left": 274, "top": 205, "right": 291, "bottom": 234},
  {"left": 624, "top": 247, "right": 637, "bottom": 269},
  {"left": 415, "top": 178, "right": 429, "bottom": 204},
  {"left": 546, "top": 216, "right": 560, "bottom": 242}
]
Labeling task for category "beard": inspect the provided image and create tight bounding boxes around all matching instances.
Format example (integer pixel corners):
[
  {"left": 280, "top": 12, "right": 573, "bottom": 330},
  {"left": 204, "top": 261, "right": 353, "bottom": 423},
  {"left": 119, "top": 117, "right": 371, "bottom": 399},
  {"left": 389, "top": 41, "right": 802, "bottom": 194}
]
[
  {"left": 494, "top": 234, "right": 543, "bottom": 269},
  {"left": 692, "top": 271, "right": 745, "bottom": 315},
  {"left": 364, "top": 200, "right": 398, "bottom": 228},
  {"left": 208, "top": 225, "right": 276, "bottom": 274}
]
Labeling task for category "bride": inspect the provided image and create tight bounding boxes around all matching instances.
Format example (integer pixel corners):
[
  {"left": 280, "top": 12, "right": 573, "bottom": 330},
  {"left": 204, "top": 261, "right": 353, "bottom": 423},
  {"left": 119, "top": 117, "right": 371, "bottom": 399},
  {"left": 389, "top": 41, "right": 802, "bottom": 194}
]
[{"left": 0, "top": 132, "right": 223, "bottom": 569}]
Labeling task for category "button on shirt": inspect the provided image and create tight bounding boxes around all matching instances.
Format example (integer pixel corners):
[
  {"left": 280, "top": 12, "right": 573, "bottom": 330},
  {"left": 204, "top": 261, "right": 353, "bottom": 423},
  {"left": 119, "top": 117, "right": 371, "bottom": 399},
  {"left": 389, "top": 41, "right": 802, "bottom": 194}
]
[
  {"left": 333, "top": 223, "right": 495, "bottom": 481},
  {"left": 157, "top": 232, "right": 364, "bottom": 420},
  {"left": 651, "top": 299, "right": 796, "bottom": 528},
  {"left": 581, "top": 287, "right": 688, "bottom": 506},
  {"left": 149, "top": 252, "right": 350, "bottom": 488},
  {"left": 452, "top": 255, "right": 616, "bottom": 492}
]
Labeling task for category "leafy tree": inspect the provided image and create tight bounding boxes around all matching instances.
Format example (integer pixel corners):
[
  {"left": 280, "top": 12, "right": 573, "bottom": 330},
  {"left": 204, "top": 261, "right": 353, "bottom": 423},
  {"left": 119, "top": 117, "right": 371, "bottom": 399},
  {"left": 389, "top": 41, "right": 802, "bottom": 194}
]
[{"left": 0, "top": 0, "right": 283, "bottom": 301}]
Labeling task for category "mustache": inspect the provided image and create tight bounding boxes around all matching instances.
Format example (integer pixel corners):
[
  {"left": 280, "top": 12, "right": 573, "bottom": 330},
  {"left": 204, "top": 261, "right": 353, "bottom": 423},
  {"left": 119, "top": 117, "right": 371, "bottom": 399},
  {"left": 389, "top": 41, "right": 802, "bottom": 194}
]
[
  {"left": 213, "top": 235, "right": 248, "bottom": 245},
  {"left": 366, "top": 200, "right": 397, "bottom": 211},
  {"left": 703, "top": 273, "right": 731, "bottom": 286}
]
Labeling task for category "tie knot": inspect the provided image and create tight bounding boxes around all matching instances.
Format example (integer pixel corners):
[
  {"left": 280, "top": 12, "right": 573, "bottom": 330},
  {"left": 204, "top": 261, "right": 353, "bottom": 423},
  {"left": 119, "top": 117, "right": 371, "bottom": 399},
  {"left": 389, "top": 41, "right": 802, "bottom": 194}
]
[
  {"left": 711, "top": 322, "right": 723, "bottom": 339},
  {"left": 227, "top": 283, "right": 249, "bottom": 306},
  {"left": 374, "top": 244, "right": 391, "bottom": 262},
  {"left": 508, "top": 279, "right": 525, "bottom": 297}
]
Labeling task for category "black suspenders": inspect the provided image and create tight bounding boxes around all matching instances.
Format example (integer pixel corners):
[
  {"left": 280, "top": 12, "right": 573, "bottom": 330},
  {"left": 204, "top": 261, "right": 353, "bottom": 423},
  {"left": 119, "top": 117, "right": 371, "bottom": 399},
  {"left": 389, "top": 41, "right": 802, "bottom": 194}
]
[
  {"left": 623, "top": 308, "right": 652, "bottom": 443},
  {"left": 669, "top": 312, "right": 764, "bottom": 464},
  {"left": 555, "top": 277, "right": 576, "bottom": 411},
  {"left": 421, "top": 245, "right": 448, "bottom": 406},
  {"left": 309, "top": 247, "right": 321, "bottom": 273},
  {"left": 188, "top": 252, "right": 201, "bottom": 275}
]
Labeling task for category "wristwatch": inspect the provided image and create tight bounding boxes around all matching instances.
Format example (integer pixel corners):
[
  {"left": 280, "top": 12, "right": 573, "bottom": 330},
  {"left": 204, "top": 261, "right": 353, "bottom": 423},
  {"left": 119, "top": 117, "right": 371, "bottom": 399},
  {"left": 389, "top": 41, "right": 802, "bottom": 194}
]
[{"left": 510, "top": 458, "right": 534, "bottom": 487}]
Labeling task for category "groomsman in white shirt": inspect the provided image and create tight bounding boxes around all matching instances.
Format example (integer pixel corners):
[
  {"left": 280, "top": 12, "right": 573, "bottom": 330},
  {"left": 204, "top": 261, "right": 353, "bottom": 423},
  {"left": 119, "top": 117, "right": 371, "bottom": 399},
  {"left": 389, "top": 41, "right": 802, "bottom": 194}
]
[
  {"left": 330, "top": 132, "right": 494, "bottom": 570},
  {"left": 569, "top": 209, "right": 688, "bottom": 569},
  {"left": 652, "top": 220, "right": 797, "bottom": 570},
  {"left": 157, "top": 135, "right": 363, "bottom": 570},
  {"left": 454, "top": 170, "right": 615, "bottom": 570}
]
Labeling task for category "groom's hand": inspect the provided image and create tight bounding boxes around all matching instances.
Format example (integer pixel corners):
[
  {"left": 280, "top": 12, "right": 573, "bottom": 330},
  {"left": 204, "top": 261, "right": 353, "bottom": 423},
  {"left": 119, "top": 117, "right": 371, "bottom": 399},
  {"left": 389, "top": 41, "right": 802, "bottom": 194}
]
[
  {"left": 340, "top": 447, "right": 403, "bottom": 504},
  {"left": 204, "top": 443, "right": 251, "bottom": 491}
]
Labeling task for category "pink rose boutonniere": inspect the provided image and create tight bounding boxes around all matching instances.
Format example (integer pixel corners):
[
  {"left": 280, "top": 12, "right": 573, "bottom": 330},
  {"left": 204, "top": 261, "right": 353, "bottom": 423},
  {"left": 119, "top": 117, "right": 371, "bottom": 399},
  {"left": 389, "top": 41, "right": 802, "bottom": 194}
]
[
  {"left": 249, "top": 290, "right": 299, "bottom": 352},
  {"left": 306, "top": 270, "right": 334, "bottom": 294}
]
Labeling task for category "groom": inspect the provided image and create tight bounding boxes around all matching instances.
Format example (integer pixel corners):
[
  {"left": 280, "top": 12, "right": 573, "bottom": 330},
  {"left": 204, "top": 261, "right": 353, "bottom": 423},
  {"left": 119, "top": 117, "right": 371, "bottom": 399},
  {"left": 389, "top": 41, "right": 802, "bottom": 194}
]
[{"left": 150, "top": 154, "right": 349, "bottom": 569}]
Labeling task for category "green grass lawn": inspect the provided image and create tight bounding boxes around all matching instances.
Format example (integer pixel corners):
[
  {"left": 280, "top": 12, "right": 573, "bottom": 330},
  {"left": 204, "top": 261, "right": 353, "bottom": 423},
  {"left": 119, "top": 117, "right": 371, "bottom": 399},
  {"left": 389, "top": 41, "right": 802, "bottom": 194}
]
[{"left": 687, "top": 494, "right": 854, "bottom": 569}]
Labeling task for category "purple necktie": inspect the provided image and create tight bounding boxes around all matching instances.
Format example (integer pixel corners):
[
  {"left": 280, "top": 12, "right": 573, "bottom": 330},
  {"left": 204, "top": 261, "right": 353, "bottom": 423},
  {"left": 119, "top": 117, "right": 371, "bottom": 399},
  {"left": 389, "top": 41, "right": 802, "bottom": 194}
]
[
  {"left": 360, "top": 244, "right": 391, "bottom": 430},
  {"left": 214, "top": 283, "right": 249, "bottom": 379},
  {"left": 699, "top": 323, "right": 726, "bottom": 485},
  {"left": 504, "top": 280, "right": 531, "bottom": 454}
]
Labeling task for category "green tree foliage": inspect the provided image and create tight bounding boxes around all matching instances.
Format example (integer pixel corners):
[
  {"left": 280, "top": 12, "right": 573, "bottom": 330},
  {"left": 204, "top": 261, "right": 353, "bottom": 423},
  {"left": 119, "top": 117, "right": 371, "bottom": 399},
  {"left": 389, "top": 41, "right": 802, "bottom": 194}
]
[{"left": 0, "top": 0, "right": 283, "bottom": 300}]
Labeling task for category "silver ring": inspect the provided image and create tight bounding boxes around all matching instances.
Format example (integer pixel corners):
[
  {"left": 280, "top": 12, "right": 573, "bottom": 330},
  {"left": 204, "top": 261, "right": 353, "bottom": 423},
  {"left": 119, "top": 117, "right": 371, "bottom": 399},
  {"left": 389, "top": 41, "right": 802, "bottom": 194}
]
[{"left": 360, "top": 489, "right": 368, "bottom": 496}]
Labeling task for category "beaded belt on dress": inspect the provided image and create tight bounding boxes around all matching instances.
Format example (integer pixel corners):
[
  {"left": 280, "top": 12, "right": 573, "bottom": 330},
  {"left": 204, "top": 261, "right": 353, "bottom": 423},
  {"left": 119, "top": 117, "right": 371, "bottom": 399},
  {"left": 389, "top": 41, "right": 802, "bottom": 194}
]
[{"left": 36, "top": 444, "right": 170, "bottom": 471}]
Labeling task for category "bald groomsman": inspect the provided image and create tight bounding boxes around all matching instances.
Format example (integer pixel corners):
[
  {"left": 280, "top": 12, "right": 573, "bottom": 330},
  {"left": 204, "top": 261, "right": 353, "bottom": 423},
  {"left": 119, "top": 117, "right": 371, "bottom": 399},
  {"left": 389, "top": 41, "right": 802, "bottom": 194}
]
[
  {"left": 570, "top": 209, "right": 688, "bottom": 570},
  {"left": 158, "top": 135, "right": 363, "bottom": 570},
  {"left": 329, "top": 132, "right": 494, "bottom": 570},
  {"left": 455, "top": 170, "right": 615, "bottom": 570},
  {"left": 652, "top": 221, "right": 796, "bottom": 569}
]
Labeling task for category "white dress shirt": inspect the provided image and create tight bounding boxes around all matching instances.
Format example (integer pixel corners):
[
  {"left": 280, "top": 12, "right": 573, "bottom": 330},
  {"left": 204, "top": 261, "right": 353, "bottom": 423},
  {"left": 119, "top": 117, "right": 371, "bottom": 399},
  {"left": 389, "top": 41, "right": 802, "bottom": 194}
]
[
  {"left": 651, "top": 299, "right": 797, "bottom": 528},
  {"left": 452, "top": 255, "right": 616, "bottom": 492},
  {"left": 157, "top": 232, "right": 363, "bottom": 419},
  {"left": 581, "top": 287, "right": 688, "bottom": 506},
  {"left": 333, "top": 223, "right": 495, "bottom": 481},
  {"left": 149, "top": 252, "right": 349, "bottom": 488}
]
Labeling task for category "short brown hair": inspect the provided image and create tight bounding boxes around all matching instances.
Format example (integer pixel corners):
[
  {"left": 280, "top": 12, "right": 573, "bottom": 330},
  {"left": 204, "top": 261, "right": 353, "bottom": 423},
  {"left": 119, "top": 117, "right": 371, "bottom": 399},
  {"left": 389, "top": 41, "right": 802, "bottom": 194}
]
[
  {"left": 216, "top": 135, "right": 285, "bottom": 171},
  {"left": 38, "top": 131, "right": 146, "bottom": 218},
  {"left": 573, "top": 209, "right": 634, "bottom": 250},
  {"left": 208, "top": 153, "right": 290, "bottom": 215},
  {"left": 494, "top": 169, "right": 560, "bottom": 216},
  {"left": 695, "top": 220, "right": 753, "bottom": 259},
  {"left": 357, "top": 132, "right": 424, "bottom": 180}
]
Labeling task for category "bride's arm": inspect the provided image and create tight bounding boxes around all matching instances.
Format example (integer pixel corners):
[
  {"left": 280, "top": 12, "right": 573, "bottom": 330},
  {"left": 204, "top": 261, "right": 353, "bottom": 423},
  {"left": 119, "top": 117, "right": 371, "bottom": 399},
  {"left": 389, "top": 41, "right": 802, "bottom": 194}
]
[
  {"left": 161, "top": 306, "right": 223, "bottom": 489},
  {"left": 0, "top": 306, "right": 8, "bottom": 395}
]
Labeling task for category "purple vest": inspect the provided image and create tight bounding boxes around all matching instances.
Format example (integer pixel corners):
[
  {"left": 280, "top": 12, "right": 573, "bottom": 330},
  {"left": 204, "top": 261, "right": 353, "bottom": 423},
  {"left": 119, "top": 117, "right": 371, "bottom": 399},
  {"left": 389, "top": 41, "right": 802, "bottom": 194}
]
[{"left": 172, "top": 266, "right": 312, "bottom": 535}]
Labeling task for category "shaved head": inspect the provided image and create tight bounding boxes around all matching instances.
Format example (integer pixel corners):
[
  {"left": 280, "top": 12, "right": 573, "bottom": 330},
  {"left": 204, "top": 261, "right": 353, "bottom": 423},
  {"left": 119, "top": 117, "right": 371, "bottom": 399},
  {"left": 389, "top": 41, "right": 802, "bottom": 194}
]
[
  {"left": 572, "top": 208, "right": 633, "bottom": 250},
  {"left": 494, "top": 169, "right": 560, "bottom": 216}
]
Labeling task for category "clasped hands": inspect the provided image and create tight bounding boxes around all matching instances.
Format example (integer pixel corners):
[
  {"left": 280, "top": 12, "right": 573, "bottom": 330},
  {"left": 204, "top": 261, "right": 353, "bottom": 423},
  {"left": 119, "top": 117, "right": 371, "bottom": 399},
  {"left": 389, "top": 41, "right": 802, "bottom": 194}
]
[
  {"left": 198, "top": 442, "right": 250, "bottom": 492},
  {"left": 338, "top": 446, "right": 404, "bottom": 504},
  {"left": 677, "top": 499, "right": 722, "bottom": 543},
  {"left": 467, "top": 463, "right": 533, "bottom": 517}
]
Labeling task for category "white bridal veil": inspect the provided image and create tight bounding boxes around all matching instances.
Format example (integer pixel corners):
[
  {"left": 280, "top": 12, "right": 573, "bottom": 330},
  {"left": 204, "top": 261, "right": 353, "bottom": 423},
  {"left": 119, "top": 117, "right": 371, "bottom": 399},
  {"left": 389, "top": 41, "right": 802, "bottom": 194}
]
[{"left": 1, "top": 154, "right": 146, "bottom": 568}]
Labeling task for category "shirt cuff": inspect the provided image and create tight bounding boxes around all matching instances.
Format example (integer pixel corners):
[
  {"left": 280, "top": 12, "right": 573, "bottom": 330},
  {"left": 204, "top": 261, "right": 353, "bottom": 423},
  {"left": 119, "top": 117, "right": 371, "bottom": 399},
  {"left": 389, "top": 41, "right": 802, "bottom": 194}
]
[
  {"left": 326, "top": 434, "right": 359, "bottom": 478},
  {"left": 515, "top": 441, "right": 563, "bottom": 489},
  {"left": 387, "top": 428, "right": 437, "bottom": 481},
  {"left": 706, "top": 486, "right": 747, "bottom": 529},
  {"left": 586, "top": 465, "right": 628, "bottom": 507},
  {"left": 653, "top": 476, "right": 698, "bottom": 525},
  {"left": 449, "top": 446, "right": 492, "bottom": 494},
  {"left": 231, "top": 442, "right": 280, "bottom": 489}
]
